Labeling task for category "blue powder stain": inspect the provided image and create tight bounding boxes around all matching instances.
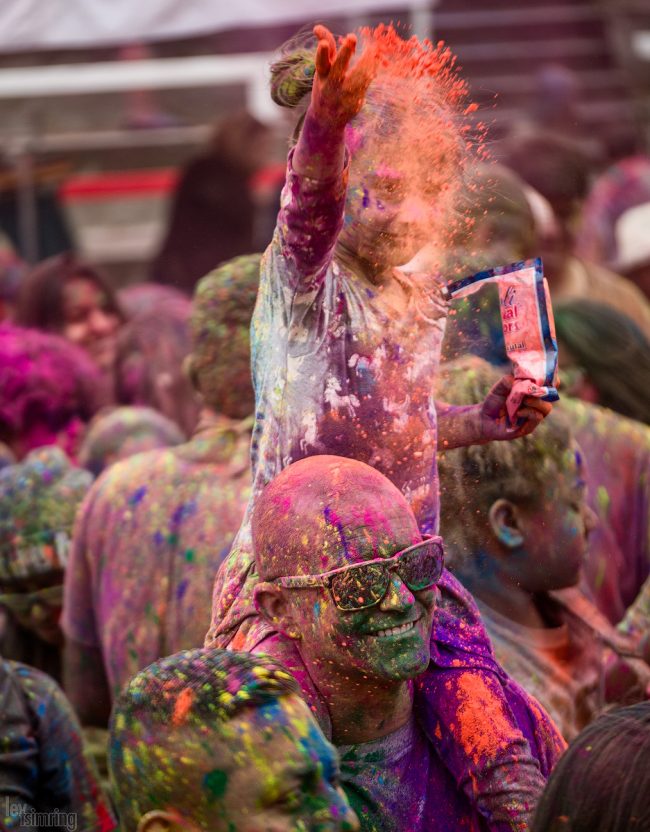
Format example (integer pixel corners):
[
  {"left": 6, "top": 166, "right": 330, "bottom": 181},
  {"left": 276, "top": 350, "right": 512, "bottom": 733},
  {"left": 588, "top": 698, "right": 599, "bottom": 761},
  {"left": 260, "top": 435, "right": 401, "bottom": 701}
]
[
  {"left": 362, "top": 187, "right": 371, "bottom": 208},
  {"left": 171, "top": 500, "right": 198, "bottom": 527},
  {"left": 176, "top": 579, "right": 189, "bottom": 601},
  {"left": 314, "top": 601, "right": 321, "bottom": 617},
  {"left": 128, "top": 485, "right": 147, "bottom": 506}
]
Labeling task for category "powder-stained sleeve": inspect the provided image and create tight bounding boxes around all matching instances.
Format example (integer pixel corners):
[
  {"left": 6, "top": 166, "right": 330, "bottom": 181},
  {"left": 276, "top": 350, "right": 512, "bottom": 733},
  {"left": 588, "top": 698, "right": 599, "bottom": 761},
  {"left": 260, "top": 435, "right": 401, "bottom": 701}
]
[
  {"left": 0, "top": 659, "right": 39, "bottom": 823},
  {"left": 4, "top": 662, "right": 115, "bottom": 831},
  {"left": 274, "top": 148, "right": 349, "bottom": 293},
  {"left": 417, "top": 570, "right": 566, "bottom": 831},
  {"left": 61, "top": 486, "right": 101, "bottom": 649}
]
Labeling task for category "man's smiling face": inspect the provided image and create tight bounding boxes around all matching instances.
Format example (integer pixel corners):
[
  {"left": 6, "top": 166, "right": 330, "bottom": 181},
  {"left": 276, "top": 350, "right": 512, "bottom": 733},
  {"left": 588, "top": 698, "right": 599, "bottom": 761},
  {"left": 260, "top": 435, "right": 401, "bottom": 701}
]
[{"left": 265, "top": 460, "right": 439, "bottom": 685}]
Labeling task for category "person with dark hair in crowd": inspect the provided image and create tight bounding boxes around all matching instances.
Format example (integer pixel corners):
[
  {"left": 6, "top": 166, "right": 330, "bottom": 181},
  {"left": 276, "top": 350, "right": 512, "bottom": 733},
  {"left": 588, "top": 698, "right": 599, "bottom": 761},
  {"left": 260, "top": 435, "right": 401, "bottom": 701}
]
[
  {"left": 150, "top": 111, "right": 275, "bottom": 294},
  {"left": 109, "top": 648, "right": 358, "bottom": 832},
  {"left": 531, "top": 702, "right": 650, "bottom": 832},
  {"left": 0, "top": 657, "right": 115, "bottom": 831},
  {"left": 501, "top": 132, "right": 650, "bottom": 340},
  {"left": 114, "top": 285, "right": 200, "bottom": 436},
  {"left": 15, "top": 252, "right": 125, "bottom": 378},
  {"left": 0, "top": 325, "right": 106, "bottom": 461},
  {"left": 63, "top": 255, "right": 258, "bottom": 726},
  {"left": 437, "top": 357, "right": 650, "bottom": 741},
  {"left": 554, "top": 299, "right": 650, "bottom": 424},
  {"left": 0, "top": 446, "right": 93, "bottom": 681}
]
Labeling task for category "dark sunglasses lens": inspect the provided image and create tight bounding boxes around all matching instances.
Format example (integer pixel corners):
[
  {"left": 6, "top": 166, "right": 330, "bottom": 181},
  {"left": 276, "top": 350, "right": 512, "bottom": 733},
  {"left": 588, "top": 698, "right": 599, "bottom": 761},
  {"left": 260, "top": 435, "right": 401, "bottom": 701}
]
[
  {"left": 331, "top": 563, "right": 388, "bottom": 611},
  {"left": 399, "top": 543, "right": 443, "bottom": 590}
]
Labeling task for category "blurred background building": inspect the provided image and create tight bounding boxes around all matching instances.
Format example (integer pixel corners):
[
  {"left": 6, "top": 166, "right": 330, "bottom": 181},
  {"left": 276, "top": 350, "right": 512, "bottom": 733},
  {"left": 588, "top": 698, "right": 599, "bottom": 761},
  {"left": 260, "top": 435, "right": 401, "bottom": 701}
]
[{"left": 0, "top": 0, "right": 649, "bottom": 288}]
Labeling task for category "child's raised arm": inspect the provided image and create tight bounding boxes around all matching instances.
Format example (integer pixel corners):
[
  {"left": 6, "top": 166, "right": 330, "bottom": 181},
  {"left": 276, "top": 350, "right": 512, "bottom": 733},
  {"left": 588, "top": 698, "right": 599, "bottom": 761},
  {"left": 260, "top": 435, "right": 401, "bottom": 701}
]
[
  {"left": 293, "top": 26, "right": 375, "bottom": 180},
  {"left": 274, "top": 26, "right": 375, "bottom": 289}
]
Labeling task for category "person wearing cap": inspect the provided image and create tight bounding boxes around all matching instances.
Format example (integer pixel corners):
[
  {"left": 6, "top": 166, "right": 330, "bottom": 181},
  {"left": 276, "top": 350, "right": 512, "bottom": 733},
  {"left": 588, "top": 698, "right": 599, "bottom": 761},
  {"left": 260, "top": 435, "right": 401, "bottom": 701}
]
[
  {"left": 0, "top": 446, "right": 93, "bottom": 682},
  {"left": 63, "top": 254, "right": 259, "bottom": 727}
]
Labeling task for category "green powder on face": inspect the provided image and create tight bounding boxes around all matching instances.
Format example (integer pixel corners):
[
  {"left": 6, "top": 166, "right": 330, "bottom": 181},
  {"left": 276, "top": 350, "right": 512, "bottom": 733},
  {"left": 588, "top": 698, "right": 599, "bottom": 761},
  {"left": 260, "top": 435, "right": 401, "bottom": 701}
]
[{"left": 203, "top": 768, "right": 228, "bottom": 802}]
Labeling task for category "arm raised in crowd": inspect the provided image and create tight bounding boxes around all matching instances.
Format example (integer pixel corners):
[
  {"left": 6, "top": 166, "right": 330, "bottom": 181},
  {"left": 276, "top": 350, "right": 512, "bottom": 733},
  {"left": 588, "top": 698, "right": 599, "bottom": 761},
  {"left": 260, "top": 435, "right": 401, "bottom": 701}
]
[{"left": 275, "top": 26, "right": 375, "bottom": 287}]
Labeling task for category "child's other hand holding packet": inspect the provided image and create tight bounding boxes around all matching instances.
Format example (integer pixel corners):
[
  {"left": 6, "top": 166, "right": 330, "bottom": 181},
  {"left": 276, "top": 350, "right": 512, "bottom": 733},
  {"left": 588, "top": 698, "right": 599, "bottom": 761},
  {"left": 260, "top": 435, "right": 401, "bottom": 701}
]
[{"left": 443, "top": 258, "right": 559, "bottom": 424}]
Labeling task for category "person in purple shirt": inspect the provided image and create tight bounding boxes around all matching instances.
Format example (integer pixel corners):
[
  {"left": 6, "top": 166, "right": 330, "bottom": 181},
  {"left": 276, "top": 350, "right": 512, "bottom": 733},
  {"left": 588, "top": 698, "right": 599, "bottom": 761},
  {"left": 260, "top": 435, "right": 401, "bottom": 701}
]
[{"left": 251, "top": 455, "right": 563, "bottom": 832}]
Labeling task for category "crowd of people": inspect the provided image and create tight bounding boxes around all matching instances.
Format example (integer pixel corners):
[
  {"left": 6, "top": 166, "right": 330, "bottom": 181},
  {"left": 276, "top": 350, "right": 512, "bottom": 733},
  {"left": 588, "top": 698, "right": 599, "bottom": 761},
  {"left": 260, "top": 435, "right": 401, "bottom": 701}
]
[{"left": 1, "top": 22, "right": 650, "bottom": 832}]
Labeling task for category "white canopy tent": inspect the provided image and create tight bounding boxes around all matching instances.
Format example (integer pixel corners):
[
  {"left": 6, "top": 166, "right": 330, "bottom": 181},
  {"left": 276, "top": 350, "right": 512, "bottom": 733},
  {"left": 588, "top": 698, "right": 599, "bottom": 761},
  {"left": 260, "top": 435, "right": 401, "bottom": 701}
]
[
  {"left": 0, "top": 0, "right": 432, "bottom": 52},
  {"left": 0, "top": 1, "right": 435, "bottom": 262}
]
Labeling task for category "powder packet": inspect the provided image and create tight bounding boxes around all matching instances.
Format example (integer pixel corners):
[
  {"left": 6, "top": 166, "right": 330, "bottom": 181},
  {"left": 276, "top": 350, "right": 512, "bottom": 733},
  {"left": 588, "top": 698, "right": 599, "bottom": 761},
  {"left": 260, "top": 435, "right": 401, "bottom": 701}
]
[{"left": 443, "top": 257, "right": 559, "bottom": 423}]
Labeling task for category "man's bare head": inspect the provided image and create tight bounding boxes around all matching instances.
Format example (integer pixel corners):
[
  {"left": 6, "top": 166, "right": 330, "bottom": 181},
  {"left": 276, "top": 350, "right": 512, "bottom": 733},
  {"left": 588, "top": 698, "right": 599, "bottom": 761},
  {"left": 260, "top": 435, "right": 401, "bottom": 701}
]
[
  {"left": 252, "top": 455, "right": 421, "bottom": 581},
  {"left": 253, "top": 456, "right": 439, "bottom": 689}
]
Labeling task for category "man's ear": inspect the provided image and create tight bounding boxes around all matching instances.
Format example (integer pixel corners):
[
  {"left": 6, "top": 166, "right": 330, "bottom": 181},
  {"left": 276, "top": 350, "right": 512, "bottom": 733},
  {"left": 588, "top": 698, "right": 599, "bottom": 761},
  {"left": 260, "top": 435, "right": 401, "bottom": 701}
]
[
  {"left": 138, "top": 810, "right": 198, "bottom": 832},
  {"left": 488, "top": 498, "right": 525, "bottom": 549},
  {"left": 254, "top": 582, "right": 302, "bottom": 640}
]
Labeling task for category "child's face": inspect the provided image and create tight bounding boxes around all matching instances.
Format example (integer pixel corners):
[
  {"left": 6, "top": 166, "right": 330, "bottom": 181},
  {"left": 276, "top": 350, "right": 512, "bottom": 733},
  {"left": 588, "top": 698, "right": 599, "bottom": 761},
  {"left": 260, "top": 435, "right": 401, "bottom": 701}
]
[
  {"left": 168, "top": 694, "right": 358, "bottom": 832},
  {"left": 512, "top": 444, "right": 597, "bottom": 592},
  {"left": 342, "top": 165, "right": 436, "bottom": 271}
]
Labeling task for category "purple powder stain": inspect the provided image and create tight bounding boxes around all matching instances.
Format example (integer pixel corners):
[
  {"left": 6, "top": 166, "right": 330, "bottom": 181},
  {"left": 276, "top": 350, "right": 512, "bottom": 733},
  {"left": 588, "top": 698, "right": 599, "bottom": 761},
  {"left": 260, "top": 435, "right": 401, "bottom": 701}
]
[{"left": 129, "top": 486, "right": 147, "bottom": 506}]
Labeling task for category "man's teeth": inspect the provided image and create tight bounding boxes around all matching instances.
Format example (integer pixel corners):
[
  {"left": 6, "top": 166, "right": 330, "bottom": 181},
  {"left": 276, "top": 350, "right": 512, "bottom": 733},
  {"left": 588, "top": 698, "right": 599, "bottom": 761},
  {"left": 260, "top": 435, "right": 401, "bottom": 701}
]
[{"left": 374, "top": 621, "right": 416, "bottom": 637}]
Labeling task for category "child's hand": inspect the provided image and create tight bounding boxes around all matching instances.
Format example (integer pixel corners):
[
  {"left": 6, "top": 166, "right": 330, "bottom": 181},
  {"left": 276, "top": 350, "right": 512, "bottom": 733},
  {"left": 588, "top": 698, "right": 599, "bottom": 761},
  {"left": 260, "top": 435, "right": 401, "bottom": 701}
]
[
  {"left": 476, "top": 374, "right": 553, "bottom": 444},
  {"left": 310, "top": 25, "right": 376, "bottom": 128}
]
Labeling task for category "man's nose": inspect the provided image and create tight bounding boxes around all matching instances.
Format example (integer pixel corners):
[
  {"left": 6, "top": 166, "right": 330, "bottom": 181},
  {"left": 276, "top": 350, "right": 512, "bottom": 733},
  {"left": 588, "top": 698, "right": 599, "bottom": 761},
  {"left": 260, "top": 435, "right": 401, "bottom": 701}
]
[{"left": 378, "top": 574, "right": 415, "bottom": 612}]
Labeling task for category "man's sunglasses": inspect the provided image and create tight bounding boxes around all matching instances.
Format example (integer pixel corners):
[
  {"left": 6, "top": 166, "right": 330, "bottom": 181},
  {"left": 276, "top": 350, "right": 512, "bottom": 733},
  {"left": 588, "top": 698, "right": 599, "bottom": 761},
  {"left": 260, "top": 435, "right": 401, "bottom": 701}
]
[{"left": 273, "top": 536, "right": 444, "bottom": 611}]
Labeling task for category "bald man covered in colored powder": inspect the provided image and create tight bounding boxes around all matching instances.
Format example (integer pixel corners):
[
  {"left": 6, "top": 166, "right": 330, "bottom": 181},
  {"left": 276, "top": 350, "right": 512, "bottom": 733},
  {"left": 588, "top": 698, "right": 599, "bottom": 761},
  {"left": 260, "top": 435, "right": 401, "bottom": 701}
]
[{"left": 251, "top": 456, "right": 564, "bottom": 832}]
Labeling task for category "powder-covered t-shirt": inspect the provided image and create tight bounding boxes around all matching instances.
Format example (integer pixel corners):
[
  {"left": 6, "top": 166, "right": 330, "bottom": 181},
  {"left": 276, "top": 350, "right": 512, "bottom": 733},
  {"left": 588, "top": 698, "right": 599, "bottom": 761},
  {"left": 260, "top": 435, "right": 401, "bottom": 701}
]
[
  {"left": 474, "top": 592, "right": 609, "bottom": 741},
  {"left": 207, "top": 150, "right": 449, "bottom": 646},
  {"left": 338, "top": 717, "right": 485, "bottom": 832},
  {"left": 63, "top": 418, "right": 251, "bottom": 696}
]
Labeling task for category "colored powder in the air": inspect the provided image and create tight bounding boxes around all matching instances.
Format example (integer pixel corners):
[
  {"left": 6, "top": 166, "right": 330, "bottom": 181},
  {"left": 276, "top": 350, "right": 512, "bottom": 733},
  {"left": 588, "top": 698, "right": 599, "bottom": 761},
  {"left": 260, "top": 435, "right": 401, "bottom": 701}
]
[{"left": 347, "top": 23, "right": 488, "bottom": 272}]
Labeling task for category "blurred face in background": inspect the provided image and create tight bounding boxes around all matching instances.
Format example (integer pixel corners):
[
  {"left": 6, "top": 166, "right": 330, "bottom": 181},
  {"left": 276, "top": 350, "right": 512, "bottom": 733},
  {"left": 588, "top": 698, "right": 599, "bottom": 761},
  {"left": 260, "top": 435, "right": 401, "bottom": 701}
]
[{"left": 62, "top": 276, "right": 121, "bottom": 372}]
